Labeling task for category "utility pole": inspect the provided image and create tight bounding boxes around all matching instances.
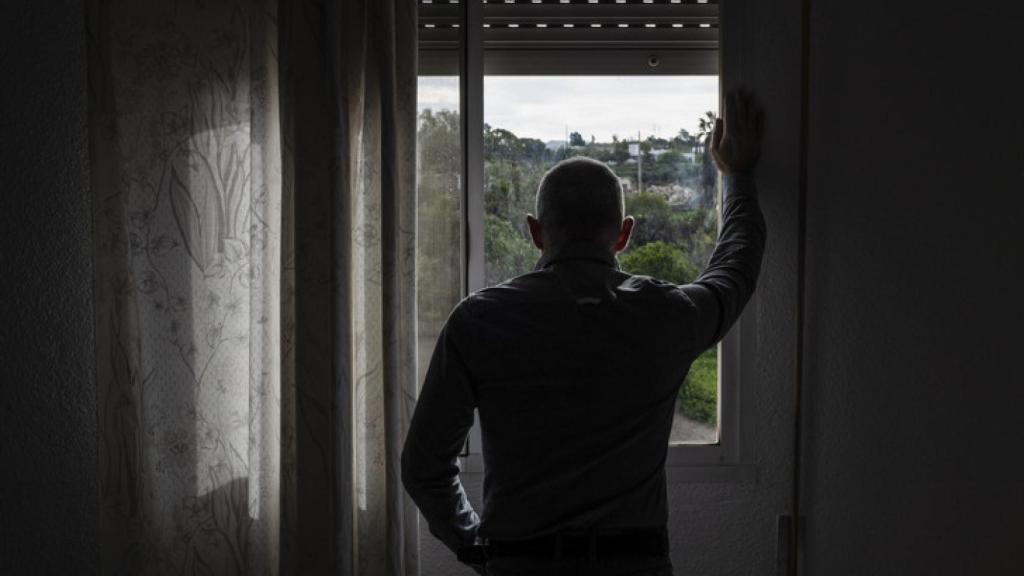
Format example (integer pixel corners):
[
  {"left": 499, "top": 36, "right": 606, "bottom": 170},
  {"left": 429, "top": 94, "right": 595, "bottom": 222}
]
[{"left": 637, "top": 130, "right": 643, "bottom": 195}]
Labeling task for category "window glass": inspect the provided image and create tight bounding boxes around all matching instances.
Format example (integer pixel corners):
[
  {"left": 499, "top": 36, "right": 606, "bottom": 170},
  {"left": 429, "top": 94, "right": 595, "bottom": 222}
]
[
  {"left": 416, "top": 76, "right": 463, "bottom": 388},
  {"left": 482, "top": 75, "right": 720, "bottom": 444}
]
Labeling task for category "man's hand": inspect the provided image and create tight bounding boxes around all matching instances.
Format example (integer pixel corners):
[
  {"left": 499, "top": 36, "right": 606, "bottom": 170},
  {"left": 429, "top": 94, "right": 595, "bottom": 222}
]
[{"left": 709, "top": 89, "right": 763, "bottom": 175}]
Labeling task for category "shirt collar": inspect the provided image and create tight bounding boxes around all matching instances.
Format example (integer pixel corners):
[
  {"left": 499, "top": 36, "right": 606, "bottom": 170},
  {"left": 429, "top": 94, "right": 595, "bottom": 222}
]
[{"left": 534, "top": 242, "right": 620, "bottom": 271}]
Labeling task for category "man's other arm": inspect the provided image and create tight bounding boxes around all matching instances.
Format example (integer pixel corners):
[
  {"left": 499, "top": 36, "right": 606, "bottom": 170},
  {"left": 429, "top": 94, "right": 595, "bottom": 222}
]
[
  {"left": 401, "top": 304, "right": 480, "bottom": 554},
  {"left": 681, "top": 90, "right": 767, "bottom": 349},
  {"left": 682, "top": 174, "right": 766, "bottom": 348}
]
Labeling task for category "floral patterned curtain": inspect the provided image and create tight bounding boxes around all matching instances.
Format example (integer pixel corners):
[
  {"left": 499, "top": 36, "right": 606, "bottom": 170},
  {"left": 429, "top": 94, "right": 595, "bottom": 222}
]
[{"left": 88, "top": 1, "right": 418, "bottom": 574}]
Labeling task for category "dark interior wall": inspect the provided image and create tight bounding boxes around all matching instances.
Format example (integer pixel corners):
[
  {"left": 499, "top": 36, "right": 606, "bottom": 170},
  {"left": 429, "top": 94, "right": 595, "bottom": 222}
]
[
  {"left": 0, "top": 1, "right": 98, "bottom": 574},
  {"left": 802, "top": 2, "right": 1024, "bottom": 573},
  {"left": 3, "top": 1, "right": 1023, "bottom": 574}
]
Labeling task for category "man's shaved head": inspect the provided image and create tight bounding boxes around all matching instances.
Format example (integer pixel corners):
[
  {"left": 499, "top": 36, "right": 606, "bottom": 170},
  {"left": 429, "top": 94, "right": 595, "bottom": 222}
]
[{"left": 534, "top": 156, "right": 624, "bottom": 248}]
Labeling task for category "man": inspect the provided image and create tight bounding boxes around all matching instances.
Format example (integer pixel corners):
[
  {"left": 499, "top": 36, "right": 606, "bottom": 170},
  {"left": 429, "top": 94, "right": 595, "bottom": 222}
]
[{"left": 402, "top": 90, "right": 766, "bottom": 575}]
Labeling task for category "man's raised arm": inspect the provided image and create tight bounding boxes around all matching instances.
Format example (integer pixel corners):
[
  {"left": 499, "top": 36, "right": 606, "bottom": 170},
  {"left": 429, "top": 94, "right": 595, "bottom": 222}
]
[{"left": 681, "top": 90, "right": 767, "bottom": 350}]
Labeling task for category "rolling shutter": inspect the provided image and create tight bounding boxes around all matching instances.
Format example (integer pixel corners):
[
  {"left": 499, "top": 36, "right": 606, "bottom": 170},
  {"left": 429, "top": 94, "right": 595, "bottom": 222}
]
[{"left": 419, "top": 0, "right": 719, "bottom": 75}]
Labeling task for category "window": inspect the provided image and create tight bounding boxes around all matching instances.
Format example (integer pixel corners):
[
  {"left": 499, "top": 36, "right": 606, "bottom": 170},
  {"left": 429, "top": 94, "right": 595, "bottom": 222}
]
[
  {"left": 417, "top": 0, "right": 747, "bottom": 466},
  {"left": 481, "top": 75, "right": 720, "bottom": 444},
  {"left": 416, "top": 76, "right": 462, "bottom": 388}
]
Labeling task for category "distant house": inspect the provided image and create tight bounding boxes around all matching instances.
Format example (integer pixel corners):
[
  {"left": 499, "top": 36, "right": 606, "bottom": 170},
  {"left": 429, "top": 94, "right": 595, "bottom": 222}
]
[{"left": 650, "top": 148, "right": 696, "bottom": 162}]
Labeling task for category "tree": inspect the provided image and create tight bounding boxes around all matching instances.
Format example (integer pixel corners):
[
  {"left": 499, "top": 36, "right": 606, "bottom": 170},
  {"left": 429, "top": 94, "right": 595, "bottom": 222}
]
[
  {"left": 680, "top": 349, "right": 717, "bottom": 424},
  {"left": 619, "top": 241, "right": 695, "bottom": 284},
  {"left": 673, "top": 127, "right": 695, "bottom": 148},
  {"left": 645, "top": 149, "right": 684, "bottom": 185},
  {"left": 416, "top": 108, "right": 463, "bottom": 326},
  {"left": 485, "top": 127, "right": 522, "bottom": 162},
  {"left": 484, "top": 214, "right": 537, "bottom": 286},
  {"left": 418, "top": 109, "right": 460, "bottom": 176},
  {"left": 569, "top": 131, "right": 585, "bottom": 147},
  {"left": 625, "top": 190, "right": 671, "bottom": 217},
  {"left": 696, "top": 111, "right": 719, "bottom": 209},
  {"left": 696, "top": 110, "right": 717, "bottom": 146},
  {"left": 625, "top": 192, "right": 682, "bottom": 247}
]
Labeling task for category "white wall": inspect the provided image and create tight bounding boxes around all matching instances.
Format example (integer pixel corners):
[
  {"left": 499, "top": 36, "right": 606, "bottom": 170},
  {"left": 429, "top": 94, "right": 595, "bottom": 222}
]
[{"left": 801, "top": 2, "right": 1024, "bottom": 573}]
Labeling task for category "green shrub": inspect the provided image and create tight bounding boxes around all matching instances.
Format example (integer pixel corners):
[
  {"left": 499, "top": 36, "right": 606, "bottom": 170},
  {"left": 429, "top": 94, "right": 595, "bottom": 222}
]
[
  {"left": 619, "top": 241, "right": 695, "bottom": 284},
  {"left": 484, "top": 213, "right": 537, "bottom": 285},
  {"left": 679, "top": 349, "right": 717, "bottom": 424}
]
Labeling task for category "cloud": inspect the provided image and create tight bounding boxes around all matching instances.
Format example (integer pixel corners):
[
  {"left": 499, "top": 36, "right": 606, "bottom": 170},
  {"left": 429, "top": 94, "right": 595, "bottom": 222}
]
[
  {"left": 418, "top": 75, "right": 718, "bottom": 143},
  {"left": 487, "top": 76, "right": 718, "bottom": 142},
  {"left": 418, "top": 77, "right": 459, "bottom": 115}
]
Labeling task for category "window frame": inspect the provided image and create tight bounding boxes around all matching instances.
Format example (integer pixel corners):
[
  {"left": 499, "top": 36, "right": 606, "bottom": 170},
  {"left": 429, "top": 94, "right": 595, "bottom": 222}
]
[{"left": 418, "top": 0, "right": 755, "bottom": 481}]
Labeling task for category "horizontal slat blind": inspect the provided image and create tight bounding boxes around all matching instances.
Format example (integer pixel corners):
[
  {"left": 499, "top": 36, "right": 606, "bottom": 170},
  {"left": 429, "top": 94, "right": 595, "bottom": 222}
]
[{"left": 420, "top": 0, "right": 719, "bottom": 51}]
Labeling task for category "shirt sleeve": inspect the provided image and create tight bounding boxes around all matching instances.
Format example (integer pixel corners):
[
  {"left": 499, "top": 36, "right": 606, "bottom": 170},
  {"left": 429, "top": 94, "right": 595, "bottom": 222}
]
[
  {"left": 401, "top": 303, "right": 481, "bottom": 554},
  {"left": 681, "top": 173, "right": 767, "bottom": 350}
]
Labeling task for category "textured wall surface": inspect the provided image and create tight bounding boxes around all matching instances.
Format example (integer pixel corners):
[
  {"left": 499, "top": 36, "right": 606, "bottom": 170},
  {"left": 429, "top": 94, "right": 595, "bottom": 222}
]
[
  {"left": 801, "top": 2, "right": 1024, "bottom": 574},
  {"left": 0, "top": 1, "right": 98, "bottom": 574}
]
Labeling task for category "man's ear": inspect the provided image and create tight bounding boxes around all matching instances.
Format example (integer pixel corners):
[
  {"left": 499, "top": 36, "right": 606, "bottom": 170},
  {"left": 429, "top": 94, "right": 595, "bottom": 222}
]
[
  {"left": 613, "top": 216, "right": 635, "bottom": 253},
  {"left": 527, "top": 214, "right": 544, "bottom": 250}
]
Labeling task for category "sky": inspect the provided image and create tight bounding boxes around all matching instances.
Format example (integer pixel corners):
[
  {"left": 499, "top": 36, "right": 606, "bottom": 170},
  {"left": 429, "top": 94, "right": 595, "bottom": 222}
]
[{"left": 418, "top": 75, "right": 719, "bottom": 143}]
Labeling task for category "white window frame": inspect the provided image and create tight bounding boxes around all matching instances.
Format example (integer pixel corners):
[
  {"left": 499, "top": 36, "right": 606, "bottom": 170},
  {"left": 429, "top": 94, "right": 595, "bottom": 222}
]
[{"left": 418, "top": 0, "right": 755, "bottom": 482}]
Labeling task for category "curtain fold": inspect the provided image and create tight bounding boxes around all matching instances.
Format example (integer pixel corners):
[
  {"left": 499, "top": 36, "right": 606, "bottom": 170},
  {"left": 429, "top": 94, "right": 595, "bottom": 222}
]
[{"left": 88, "top": 1, "right": 419, "bottom": 574}]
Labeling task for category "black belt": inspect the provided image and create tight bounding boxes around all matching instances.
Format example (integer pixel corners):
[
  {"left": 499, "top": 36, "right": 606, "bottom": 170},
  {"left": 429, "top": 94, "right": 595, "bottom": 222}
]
[{"left": 457, "top": 527, "right": 669, "bottom": 564}]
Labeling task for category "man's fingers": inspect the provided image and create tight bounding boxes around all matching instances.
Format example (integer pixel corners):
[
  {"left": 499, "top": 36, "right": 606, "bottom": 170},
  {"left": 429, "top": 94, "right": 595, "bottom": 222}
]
[{"left": 710, "top": 118, "right": 724, "bottom": 168}]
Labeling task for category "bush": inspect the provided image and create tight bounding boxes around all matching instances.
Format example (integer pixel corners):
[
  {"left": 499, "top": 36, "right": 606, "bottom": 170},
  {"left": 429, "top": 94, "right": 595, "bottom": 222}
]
[
  {"left": 619, "top": 241, "right": 695, "bottom": 284},
  {"left": 484, "top": 213, "right": 537, "bottom": 285},
  {"left": 679, "top": 349, "right": 717, "bottom": 424}
]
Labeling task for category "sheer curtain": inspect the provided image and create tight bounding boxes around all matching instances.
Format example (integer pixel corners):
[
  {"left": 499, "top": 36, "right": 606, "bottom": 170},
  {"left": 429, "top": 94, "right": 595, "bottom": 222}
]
[{"left": 88, "top": 1, "right": 418, "bottom": 574}]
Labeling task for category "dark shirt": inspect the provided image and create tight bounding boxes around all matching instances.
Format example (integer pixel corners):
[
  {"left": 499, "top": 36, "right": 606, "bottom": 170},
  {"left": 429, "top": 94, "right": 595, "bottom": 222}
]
[{"left": 401, "top": 174, "right": 766, "bottom": 554}]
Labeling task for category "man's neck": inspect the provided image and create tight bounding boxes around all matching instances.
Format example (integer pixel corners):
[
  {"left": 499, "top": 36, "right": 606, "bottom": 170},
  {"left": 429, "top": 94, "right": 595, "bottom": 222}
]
[{"left": 535, "top": 242, "right": 618, "bottom": 271}]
